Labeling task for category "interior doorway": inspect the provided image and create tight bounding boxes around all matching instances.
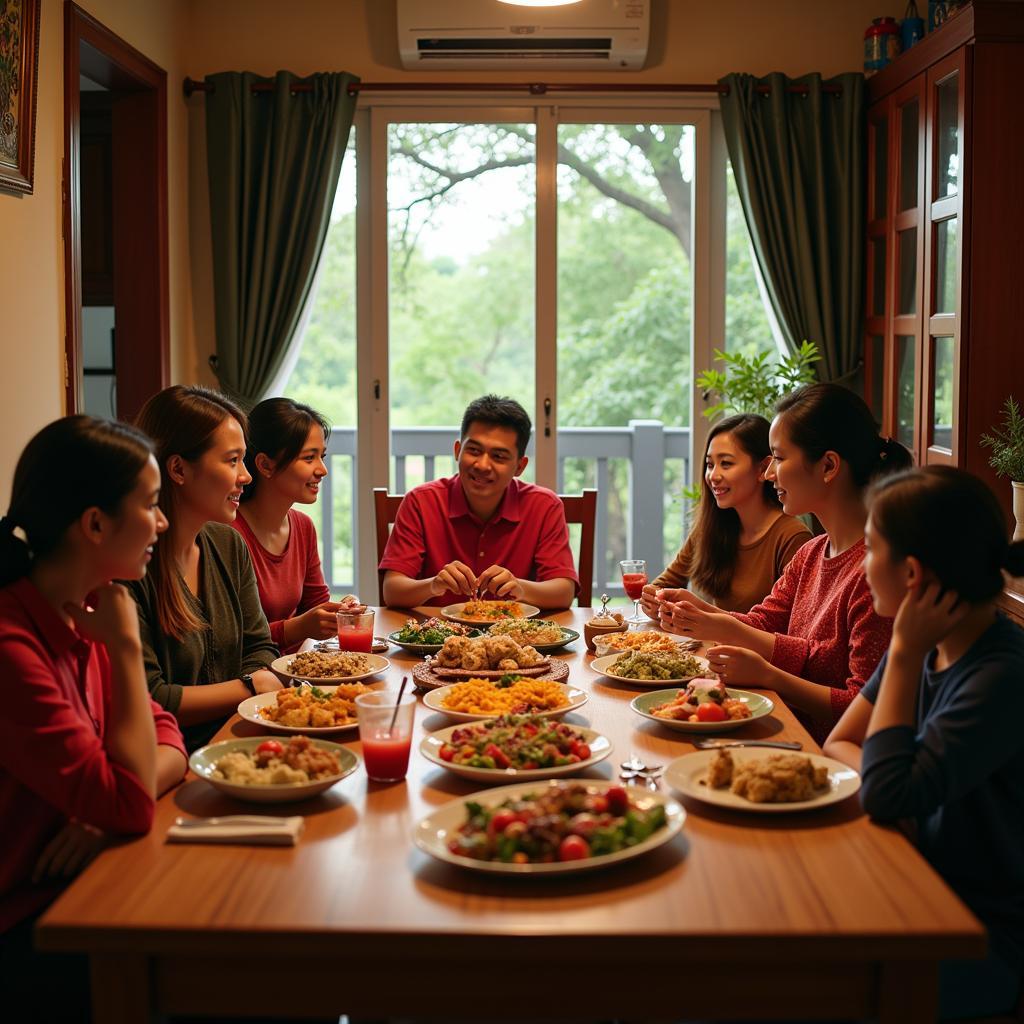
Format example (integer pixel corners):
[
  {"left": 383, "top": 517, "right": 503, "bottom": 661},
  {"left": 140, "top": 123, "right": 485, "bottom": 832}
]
[{"left": 62, "top": 1, "right": 169, "bottom": 421}]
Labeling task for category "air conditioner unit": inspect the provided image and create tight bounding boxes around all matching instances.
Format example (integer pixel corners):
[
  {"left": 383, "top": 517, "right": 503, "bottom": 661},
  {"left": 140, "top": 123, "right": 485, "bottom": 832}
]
[{"left": 397, "top": 0, "right": 649, "bottom": 71}]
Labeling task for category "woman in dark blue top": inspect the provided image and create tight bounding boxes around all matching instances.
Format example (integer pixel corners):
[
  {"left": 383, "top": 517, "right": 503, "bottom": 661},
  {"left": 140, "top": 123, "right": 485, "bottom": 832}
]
[{"left": 824, "top": 466, "right": 1024, "bottom": 1020}]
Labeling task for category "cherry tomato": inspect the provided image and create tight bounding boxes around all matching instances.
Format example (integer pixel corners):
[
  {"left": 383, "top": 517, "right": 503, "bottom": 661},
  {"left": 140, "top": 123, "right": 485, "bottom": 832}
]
[
  {"left": 569, "top": 813, "right": 600, "bottom": 838},
  {"left": 255, "top": 740, "right": 284, "bottom": 757},
  {"left": 696, "top": 702, "right": 727, "bottom": 723},
  {"left": 605, "top": 785, "right": 630, "bottom": 815},
  {"left": 488, "top": 810, "right": 517, "bottom": 836},
  {"left": 485, "top": 743, "right": 511, "bottom": 769},
  {"left": 586, "top": 794, "right": 609, "bottom": 814},
  {"left": 439, "top": 744, "right": 456, "bottom": 762},
  {"left": 559, "top": 835, "right": 590, "bottom": 861}
]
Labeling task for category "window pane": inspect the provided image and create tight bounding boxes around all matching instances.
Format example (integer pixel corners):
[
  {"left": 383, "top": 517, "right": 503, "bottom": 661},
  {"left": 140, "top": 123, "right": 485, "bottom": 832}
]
[
  {"left": 871, "top": 236, "right": 886, "bottom": 317},
  {"left": 725, "top": 161, "right": 775, "bottom": 357},
  {"left": 897, "top": 334, "right": 916, "bottom": 449},
  {"left": 387, "top": 122, "right": 536, "bottom": 429},
  {"left": 936, "top": 74, "right": 959, "bottom": 198},
  {"left": 872, "top": 116, "right": 888, "bottom": 220},
  {"left": 867, "top": 334, "right": 884, "bottom": 417},
  {"left": 899, "top": 99, "right": 919, "bottom": 212},
  {"left": 898, "top": 228, "right": 917, "bottom": 315},
  {"left": 932, "top": 335, "right": 955, "bottom": 450},
  {"left": 935, "top": 218, "right": 957, "bottom": 315}
]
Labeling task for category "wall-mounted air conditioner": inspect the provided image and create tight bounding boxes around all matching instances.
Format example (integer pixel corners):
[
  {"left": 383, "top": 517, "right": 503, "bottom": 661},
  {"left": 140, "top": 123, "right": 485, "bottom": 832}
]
[{"left": 397, "top": 0, "right": 649, "bottom": 71}]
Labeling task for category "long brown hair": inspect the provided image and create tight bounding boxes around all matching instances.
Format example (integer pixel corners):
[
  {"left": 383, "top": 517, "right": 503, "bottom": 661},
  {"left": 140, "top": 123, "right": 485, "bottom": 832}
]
[
  {"left": 688, "top": 414, "right": 780, "bottom": 602},
  {"left": 135, "top": 386, "right": 248, "bottom": 640}
]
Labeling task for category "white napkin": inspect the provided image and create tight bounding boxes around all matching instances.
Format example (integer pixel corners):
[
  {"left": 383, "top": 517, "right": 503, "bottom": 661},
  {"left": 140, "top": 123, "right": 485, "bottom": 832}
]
[{"left": 166, "top": 815, "right": 304, "bottom": 846}]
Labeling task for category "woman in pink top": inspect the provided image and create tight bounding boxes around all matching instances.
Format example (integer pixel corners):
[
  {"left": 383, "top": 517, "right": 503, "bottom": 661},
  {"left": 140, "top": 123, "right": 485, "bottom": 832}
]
[
  {"left": 0, "top": 416, "right": 186, "bottom": 1017},
  {"left": 232, "top": 398, "right": 343, "bottom": 652},
  {"left": 658, "top": 383, "right": 912, "bottom": 742}
]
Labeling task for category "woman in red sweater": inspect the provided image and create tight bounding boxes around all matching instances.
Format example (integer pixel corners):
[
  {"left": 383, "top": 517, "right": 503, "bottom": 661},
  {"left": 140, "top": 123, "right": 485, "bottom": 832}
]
[
  {"left": 232, "top": 398, "right": 345, "bottom": 652},
  {"left": 658, "top": 383, "right": 911, "bottom": 741},
  {"left": 0, "top": 416, "right": 186, "bottom": 1020}
]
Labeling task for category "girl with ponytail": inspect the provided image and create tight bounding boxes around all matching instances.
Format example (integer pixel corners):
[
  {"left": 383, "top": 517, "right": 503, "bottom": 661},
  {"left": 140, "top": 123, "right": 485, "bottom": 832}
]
[
  {"left": 129, "top": 386, "right": 281, "bottom": 752},
  {"left": 657, "top": 383, "right": 912, "bottom": 742},
  {"left": 824, "top": 467, "right": 1024, "bottom": 1020},
  {"left": 0, "top": 417, "right": 185, "bottom": 1010}
]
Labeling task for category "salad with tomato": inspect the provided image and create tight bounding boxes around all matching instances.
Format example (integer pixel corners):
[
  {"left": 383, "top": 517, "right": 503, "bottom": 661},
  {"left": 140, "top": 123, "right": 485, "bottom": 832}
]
[
  {"left": 447, "top": 782, "right": 667, "bottom": 864},
  {"left": 437, "top": 715, "right": 592, "bottom": 771}
]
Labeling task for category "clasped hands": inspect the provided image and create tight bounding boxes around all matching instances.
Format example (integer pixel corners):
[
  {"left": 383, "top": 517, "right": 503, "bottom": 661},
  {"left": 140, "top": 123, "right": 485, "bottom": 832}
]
[{"left": 431, "top": 561, "right": 523, "bottom": 600}]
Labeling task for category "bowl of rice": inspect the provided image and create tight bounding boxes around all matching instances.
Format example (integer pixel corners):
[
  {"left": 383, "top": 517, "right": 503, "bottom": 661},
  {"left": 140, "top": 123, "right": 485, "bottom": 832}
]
[{"left": 189, "top": 735, "right": 359, "bottom": 803}]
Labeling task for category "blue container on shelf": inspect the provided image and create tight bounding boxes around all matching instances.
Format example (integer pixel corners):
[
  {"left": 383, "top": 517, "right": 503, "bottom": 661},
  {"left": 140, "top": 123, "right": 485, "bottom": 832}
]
[{"left": 902, "top": 0, "right": 925, "bottom": 49}]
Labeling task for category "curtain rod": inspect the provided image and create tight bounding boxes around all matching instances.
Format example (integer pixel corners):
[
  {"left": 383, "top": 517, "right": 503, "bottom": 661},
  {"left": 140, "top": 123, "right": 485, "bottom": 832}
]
[{"left": 182, "top": 77, "right": 842, "bottom": 99}]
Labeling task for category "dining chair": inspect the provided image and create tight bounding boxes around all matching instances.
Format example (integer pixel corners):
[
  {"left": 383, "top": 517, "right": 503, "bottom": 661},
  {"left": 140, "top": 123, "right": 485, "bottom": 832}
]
[{"left": 372, "top": 486, "right": 597, "bottom": 607}]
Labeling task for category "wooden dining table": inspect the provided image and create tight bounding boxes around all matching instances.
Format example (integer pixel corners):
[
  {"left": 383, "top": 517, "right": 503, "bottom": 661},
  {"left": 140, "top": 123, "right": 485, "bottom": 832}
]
[{"left": 36, "top": 606, "right": 984, "bottom": 1023}]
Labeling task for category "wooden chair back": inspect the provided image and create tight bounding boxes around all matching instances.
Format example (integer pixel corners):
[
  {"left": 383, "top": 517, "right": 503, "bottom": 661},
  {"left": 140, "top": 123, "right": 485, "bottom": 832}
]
[{"left": 372, "top": 486, "right": 597, "bottom": 607}]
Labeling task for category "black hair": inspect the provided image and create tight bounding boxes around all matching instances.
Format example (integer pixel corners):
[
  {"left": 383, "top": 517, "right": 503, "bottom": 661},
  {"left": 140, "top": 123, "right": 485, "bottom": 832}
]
[
  {"left": 869, "top": 466, "right": 1024, "bottom": 604},
  {"left": 460, "top": 395, "right": 532, "bottom": 459},
  {"left": 0, "top": 416, "right": 153, "bottom": 588},
  {"left": 775, "top": 382, "right": 912, "bottom": 489},
  {"left": 241, "top": 397, "right": 331, "bottom": 502},
  {"left": 688, "top": 414, "right": 780, "bottom": 601}
]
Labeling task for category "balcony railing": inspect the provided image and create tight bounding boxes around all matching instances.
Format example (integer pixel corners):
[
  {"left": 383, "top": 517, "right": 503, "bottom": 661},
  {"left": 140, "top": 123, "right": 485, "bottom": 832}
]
[{"left": 314, "top": 421, "right": 691, "bottom": 603}]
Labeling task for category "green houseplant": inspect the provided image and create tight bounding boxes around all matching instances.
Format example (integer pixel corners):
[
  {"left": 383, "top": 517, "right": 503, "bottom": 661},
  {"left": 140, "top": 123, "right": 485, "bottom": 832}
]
[{"left": 980, "top": 396, "right": 1024, "bottom": 541}]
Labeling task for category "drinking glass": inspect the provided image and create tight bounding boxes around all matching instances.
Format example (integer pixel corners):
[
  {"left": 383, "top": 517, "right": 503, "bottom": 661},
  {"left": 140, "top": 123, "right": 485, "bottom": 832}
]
[
  {"left": 355, "top": 690, "right": 416, "bottom": 783},
  {"left": 619, "top": 559, "right": 648, "bottom": 626},
  {"left": 337, "top": 608, "right": 374, "bottom": 652}
]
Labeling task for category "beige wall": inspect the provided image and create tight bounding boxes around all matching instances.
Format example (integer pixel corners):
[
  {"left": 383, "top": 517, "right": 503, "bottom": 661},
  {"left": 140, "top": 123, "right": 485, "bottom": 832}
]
[{"left": 0, "top": 0, "right": 880, "bottom": 505}]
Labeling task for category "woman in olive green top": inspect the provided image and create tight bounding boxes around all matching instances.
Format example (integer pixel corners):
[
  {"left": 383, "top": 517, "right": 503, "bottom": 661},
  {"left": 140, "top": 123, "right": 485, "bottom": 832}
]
[
  {"left": 129, "top": 386, "right": 281, "bottom": 751},
  {"left": 642, "top": 414, "right": 810, "bottom": 617}
]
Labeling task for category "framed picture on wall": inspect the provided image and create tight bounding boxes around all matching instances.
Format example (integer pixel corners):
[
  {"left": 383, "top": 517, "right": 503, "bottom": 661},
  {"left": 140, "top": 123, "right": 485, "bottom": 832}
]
[{"left": 0, "top": 0, "right": 41, "bottom": 194}]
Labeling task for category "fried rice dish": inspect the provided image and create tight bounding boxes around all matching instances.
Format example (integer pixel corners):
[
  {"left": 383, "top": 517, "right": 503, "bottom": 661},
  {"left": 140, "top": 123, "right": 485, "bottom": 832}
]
[
  {"left": 706, "top": 749, "right": 829, "bottom": 803},
  {"left": 288, "top": 650, "right": 371, "bottom": 679},
  {"left": 440, "top": 677, "right": 570, "bottom": 715},
  {"left": 212, "top": 735, "right": 342, "bottom": 785},
  {"left": 605, "top": 650, "right": 706, "bottom": 681},
  {"left": 259, "top": 682, "right": 373, "bottom": 728},
  {"left": 595, "top": 631, "right": 685, "bottom": 654},
  {"left": 460, "top": 600, "right": 524, "bottom": 620},
  {"left": 487, "top": 618, "right": 564, "bottom": 645}
]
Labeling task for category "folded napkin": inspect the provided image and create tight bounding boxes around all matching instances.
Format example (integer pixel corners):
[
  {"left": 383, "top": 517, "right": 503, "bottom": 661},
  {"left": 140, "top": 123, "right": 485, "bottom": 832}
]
[{"left": 166, "top": 815, "right": 304, "bottom": 846}]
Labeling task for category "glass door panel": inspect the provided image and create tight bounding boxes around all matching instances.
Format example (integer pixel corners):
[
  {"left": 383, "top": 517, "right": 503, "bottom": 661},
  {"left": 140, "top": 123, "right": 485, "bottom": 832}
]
[
  {"left": 898, "top": 98, "right": 920, "bottom": 212},
  {"left": 934, "top": 218, "right": 957, "bottom": 315},
  {"left": 386, "top": 122, "right": 536, "bottom": 488},
  {"left": 898, "top": 228, "right": 917, "bottom": 315},
  {"left": 871, "top": 236, "right": 886, "bottom": 317},
  {"left": 896, "top": 334, "right": 916, "bottom": 450},
  {"left": 935, "top": 74, "right": 960, "bottom": 198},
  {"left": 931, "top": 335, "right": 955, "bottom": 451},
  {"left": 872, "top": 116, "right": 888, "bottom": 220}
]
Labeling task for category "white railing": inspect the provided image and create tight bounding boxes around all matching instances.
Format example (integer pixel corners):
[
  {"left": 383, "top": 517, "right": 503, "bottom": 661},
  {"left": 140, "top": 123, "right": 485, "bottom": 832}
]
[{"left": 314, "top": 421, "right": 691, "bottom": 601}]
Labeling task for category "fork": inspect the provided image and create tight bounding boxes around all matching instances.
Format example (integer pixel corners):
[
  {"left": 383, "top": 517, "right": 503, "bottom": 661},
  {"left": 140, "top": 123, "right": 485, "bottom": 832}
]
[{"left": 694, "top": 739, "right": 802, "bottom": 751}]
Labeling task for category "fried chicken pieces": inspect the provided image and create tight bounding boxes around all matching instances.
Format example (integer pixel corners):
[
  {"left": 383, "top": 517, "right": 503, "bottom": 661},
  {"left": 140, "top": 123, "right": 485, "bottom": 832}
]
[
  {"left": 706, "top": 749, "right": 829, "bottom": 803},
  {"left": 435, "top": 634, "right": 544, "bottom": 670}
]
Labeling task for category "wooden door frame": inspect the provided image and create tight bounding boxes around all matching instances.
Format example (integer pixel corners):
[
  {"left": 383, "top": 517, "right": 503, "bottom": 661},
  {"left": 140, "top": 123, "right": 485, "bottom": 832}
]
[{"left": 63, "top": 1, "right": 169, "bottom": 418}]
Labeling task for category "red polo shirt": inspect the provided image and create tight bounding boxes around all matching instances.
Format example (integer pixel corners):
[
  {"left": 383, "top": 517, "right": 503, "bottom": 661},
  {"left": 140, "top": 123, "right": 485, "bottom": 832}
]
[
  {"left": 379, "top": 475, "right": 578, "bottom": 606},
  {"left": 0, "top": 577, "right": 186, "bottom": 933}
]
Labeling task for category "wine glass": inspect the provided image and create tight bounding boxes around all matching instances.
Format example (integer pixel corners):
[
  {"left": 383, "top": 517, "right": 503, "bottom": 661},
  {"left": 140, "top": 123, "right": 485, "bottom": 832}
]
[{"left": 619, "top": 559, "right": 648, "bottom": 626}]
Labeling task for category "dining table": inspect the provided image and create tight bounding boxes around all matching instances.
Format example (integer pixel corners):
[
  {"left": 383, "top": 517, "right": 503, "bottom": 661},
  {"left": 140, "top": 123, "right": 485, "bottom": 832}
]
[{"left": 36, "top": 606, "right": 984, "bottom": 1023}]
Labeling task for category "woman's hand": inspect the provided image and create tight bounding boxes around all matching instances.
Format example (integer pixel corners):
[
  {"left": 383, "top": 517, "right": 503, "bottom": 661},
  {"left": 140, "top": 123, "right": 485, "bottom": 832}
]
[
  {"left": 891, "top": 582, "right": 970, "bottom": 661},
  {"left": 658, "top": 596, "right": 739, "bottom": 643},
  {"left": 64, "top": 583, "right": 141, "bottom": 652},
  {"left": 640, "top": 584, "right": 661, "bottom": 620},
  {"left": 296, "top": 602, "right": 345, "bottom": 641},
  {"left": 705, "top": 645, "right": 776, "bottom": 687},
  {"left": 32, "top": 821, "right": 108, "bottom": 884}
]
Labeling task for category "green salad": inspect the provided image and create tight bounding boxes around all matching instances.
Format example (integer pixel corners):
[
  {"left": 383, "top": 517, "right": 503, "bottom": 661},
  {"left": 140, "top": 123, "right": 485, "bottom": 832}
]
[{"left": 394, "top": 617, "right": 481, "bottom": 645}]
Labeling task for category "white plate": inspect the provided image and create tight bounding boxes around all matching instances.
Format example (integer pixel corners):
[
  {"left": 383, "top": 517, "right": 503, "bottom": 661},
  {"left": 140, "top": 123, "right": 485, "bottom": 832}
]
[
  {"left": 664, "top": 748, "right": 861, "bottom": 813},
  {"left": 238, "top": 684, "right": 373, "bottom": 735},
  {"left": 630, "top": 687, "right": 774, "bottom": 733},
  {"left": 414, "top": 779, "right": 685, "bottom": 874},
  {"left": 422, "top": 680, "right": 588, "bottom": 721},
  {"left": 189, "top": 737, "right": 359, "bottom": 803},
  {"left": 271, "top": 652, "right": 390, "bottom": 685},
  {"left": 420, "top": 721, "right": 612, "bottom": 783},
  {"left": 592, "top": 631, "right": 699, "bottom": 657},
  {"left": 591, "top": 652, "right": 711, "bottom": 688},
  {"left": 441, "top": 602, "right": 541, "bottom": 625}
]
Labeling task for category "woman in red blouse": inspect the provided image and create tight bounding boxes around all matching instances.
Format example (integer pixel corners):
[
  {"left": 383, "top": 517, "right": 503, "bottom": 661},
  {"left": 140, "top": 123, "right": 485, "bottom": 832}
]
[
  {"left": 0, "top": 416, "right": 187, "bottom": 1019},
  {"left": 658, "top": 384, "right": 912, "bottom": 742},
  {"left": 231, "top": 398, "right": 346, "bottom": 653}
]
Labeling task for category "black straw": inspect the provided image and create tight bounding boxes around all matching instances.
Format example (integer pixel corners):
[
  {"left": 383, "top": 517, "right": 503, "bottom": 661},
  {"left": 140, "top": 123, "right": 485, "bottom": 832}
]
[{"left": 387, "top": 675, "right": 409, "bottom": 736}]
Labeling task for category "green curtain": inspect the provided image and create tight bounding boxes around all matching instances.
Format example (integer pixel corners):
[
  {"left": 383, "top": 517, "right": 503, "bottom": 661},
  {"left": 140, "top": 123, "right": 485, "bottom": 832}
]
[
  {"left": 718, "top": 72, "right": 865, "bottom": 383},
  {"left": 204, "top": 70, "right": 358, "bottom": 405}
]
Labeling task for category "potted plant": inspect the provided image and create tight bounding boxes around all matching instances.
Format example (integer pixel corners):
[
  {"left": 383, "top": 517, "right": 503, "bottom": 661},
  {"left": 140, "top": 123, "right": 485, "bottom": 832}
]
[{"left": 981, "top": 396, "right": 1024, "bottom": 541}]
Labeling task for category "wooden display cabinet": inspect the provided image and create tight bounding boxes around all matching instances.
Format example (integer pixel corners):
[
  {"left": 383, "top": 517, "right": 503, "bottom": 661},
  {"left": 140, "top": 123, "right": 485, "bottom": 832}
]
[{"left": 864, "top": 1, "right": 1024, "bottom": 515}]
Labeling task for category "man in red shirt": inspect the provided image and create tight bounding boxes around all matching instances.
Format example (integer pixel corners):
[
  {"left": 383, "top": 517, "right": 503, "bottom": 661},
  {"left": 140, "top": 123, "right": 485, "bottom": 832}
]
[{"left": 380, "top": 396, "right": 578, "bottom": 608}]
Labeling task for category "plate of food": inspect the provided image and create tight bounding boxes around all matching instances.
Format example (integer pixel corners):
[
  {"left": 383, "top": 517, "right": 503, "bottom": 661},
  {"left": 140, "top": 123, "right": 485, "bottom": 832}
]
[
  {"left": 271, "top": 650, "right": 390, "bottom": 685},
  {"left": 189, "top": 735, "right": 359, "bottom": 803},
  {"left": 422, "top": 677, "right": 588, "bottom": 722},
  {"left": 441, "top": 600, "right": 541, "bottom": 625},
  {"left": 592, "top": 630, "right": 700, "bottom": 657},
  {"left": 414, "top": 779, "right": 684, "bottom": 874},
  {"left": 387, "top": 617, "right": 483, "bottom": 654},
  {"left": 591, "top": 650, "right": 711, "bottom": 688},
  {"left": 238, "top": 681, "right": 375, "bottom": 735},
  {"left": 665, "top": 748, "right": 860, "bottom": 813},
  {"left": 412, "top": 633, "right": 566, "bottom": 690},
  {"left": 487, "top": 618, "right": 579, "bottom": 653},
  {"left": 420, "top": 715, "right": 612, "bottom": 783},
  {"left": 631, "top": 679, "right": 774, "bottom": 733}
]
